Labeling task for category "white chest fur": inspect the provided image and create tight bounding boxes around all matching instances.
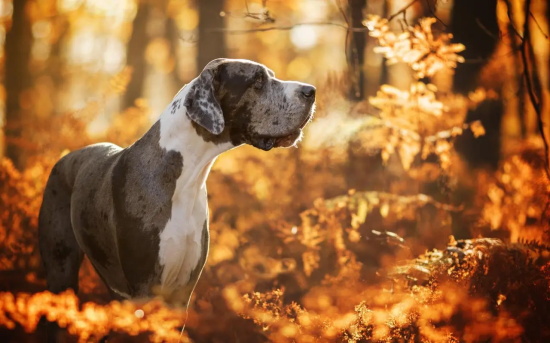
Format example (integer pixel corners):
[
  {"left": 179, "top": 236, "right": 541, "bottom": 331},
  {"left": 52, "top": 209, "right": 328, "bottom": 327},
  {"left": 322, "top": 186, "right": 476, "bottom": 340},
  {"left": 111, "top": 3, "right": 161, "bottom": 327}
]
[
  {"left": 158, "top": 169, "right": 209, "bottom": 291},
  {"left": 156, "top": 84, "right": 234, "bottom": 295}
]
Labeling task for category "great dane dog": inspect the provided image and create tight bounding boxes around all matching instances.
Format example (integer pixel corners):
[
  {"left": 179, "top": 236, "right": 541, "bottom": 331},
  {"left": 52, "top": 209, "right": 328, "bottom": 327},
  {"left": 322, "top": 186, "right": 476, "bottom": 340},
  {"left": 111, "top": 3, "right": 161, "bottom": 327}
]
[{"left": 38, "top": 58, "right": 315, "bottom": 307}]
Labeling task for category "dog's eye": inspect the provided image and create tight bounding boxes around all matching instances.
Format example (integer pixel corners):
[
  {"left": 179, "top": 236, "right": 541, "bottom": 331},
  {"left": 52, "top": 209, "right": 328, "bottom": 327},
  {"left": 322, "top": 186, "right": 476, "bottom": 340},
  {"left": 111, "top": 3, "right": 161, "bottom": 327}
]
[{"left": 254, "top": 74, "right": 264, "bottom": 89}]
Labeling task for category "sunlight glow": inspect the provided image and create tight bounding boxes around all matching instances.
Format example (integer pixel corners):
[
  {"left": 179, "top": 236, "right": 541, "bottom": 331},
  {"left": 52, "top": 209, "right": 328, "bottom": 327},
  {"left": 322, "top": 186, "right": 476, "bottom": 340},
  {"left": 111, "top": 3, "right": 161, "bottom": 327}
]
[
  {"left": 32, "top": 41, "right": 50, "bottom": 61},
  {"left": 287, "top": 56, "right": 312, "bottom": 79},
  {"left": 0, "top": 0, "right": 12, "bottom": 18},
  {"left": 66, "top": 31, "right": 125, "bottom": 73},
  {"left": 67, "top": 30, "right": 97, "bottom": 66},
  {"left": 84, "top": 0, "right": 136, "bottom": 21},
  {"left": 176, "top": 7, "right": 199, "bottom": 31},
  {"left": 0, "top": 1, "right": 547, "bottom": 341},
  {"left": 58, "top": 0, "right": 82, "bottom": 12},
  {"left": 134, "top": 309, "right": 144, "bottom": 318},
  {"left": 32, "top": 20, "right": 52, "bottom": 39},
  {"left": 102, "top": 37, "right": 126, "bottom": 74},
  {"left": 290, "top": 26, "right": 318, "bottom": 50}
]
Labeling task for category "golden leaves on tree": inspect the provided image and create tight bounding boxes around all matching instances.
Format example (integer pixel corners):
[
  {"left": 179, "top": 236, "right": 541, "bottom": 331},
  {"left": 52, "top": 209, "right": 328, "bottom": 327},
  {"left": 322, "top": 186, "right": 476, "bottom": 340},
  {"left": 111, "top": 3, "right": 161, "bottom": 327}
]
[
  {"left": 364, "top": 16, "right": 466, "bottom": 78},
  {"left": 363, "top": 18, "right": 486, "bottom": 172}
]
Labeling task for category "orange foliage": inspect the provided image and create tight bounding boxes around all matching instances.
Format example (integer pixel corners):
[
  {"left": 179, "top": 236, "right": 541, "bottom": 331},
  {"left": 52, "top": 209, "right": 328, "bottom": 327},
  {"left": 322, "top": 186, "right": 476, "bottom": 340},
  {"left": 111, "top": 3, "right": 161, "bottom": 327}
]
[
  {"left": 477, "top": 144, "right": 550, "bottom": 242},
  {"left": 0, "top": 290, "right": 189, "bottom": 342},
  {"left": 0, "top": 157, "right": 46, "bottom": 271},
  {"left": 364, "top": 16, "right": 465, "bottom": 78},
  {"left": 0, "top": 12, "right": 549, "bottom": 343},
  {"left": 223, "top": 236, "right": 547, "bottom": 343}
]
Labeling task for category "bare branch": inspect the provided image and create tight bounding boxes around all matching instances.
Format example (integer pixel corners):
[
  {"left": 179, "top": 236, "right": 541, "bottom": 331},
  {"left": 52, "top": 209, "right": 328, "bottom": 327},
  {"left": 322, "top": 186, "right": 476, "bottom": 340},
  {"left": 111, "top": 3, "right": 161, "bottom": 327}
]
[
  {"left": 335, "top": 0, "right": 351, "bottom": 77},
  {"left": 529, "top": 11, "right": 549, "bottom": 39},
  {"left": 505, "top": 2, "right": 522, "bottom": 39},
  {"left": 423, "top": 0, "right": 448, "bottom": 28},
  {"left": 388, "top": 0, "right": 419, "bottom": 22},
  {"left": 516, "top": 0, "right": 550, "bottom": 179},
  {"left": 220, "top": 0, "right": 276, "bottom": 24},
  {"left": 208, "top": 21, "right": 368, "bottom": 34},
  {"left": 475, "top": 17, "right": 500, "bottom": 40},
  {"left": 503, "top": 0, "right": 549, "bottom": 178},
  {"left": 336, "top": 0, "right": 349, "bottom": 26}
]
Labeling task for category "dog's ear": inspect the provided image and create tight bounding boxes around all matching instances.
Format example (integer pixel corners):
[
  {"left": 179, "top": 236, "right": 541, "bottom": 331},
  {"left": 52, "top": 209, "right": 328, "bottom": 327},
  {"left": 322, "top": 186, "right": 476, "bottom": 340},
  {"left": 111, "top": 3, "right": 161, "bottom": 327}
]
[{"left": 184, "top": 60, "right": 225, "bottom": 135}]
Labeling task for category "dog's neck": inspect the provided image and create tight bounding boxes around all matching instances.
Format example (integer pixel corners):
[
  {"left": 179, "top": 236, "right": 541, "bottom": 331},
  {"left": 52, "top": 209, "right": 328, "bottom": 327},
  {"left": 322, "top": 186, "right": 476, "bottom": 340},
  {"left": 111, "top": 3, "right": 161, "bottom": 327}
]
[{"left": 158, "top": 83, "right": 235, "bottom": 190}]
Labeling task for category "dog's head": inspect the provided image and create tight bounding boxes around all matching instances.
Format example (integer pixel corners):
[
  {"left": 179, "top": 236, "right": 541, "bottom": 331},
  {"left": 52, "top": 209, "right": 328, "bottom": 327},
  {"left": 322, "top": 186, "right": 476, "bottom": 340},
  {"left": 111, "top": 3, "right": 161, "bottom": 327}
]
[{"left": 184, "top": 58, "right": 315, "bottom": 151}]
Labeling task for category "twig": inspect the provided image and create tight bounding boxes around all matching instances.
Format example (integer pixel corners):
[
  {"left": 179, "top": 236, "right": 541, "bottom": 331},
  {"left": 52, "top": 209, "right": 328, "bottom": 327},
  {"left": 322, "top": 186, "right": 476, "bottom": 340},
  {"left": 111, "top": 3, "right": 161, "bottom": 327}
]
[
  {"left": 335, "top": 0, "right": 351, "bottom": 73},
  {"left": 529, "top": 11, "right": 549, "bottom": 39},
  {"left": 505, "top": 1, "right": 522, "bottom": 40},
  {"left": 507, "top": 0, "right": 550, "bottom": 178},
  {"left": 516, "top": 0, "right": 550, "bottom": 179},
  {"left": 207, "top": 21, "right": 368, "bottom": 34},
  {"left": 423, "top": 0, "right": 447, "bottom": 28},
  {"left": 336, "top": 0, "right": 349, "bottom": 26},
  {"left": 220, "top": 0, "right": 276, "bottom": 24},
  {"left": 388, "top": 0, "right": 419, "bottom": 22},
  {"left": 475, "top": 18, "right": 500, "bottom": 40}
]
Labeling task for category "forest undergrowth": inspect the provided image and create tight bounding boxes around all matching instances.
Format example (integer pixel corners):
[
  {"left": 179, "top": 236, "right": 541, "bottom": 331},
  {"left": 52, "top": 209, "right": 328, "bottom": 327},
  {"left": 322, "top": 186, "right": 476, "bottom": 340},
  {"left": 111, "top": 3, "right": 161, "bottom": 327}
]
[{"left": 0, "top": 17, "right": 549, "bottom": 343}]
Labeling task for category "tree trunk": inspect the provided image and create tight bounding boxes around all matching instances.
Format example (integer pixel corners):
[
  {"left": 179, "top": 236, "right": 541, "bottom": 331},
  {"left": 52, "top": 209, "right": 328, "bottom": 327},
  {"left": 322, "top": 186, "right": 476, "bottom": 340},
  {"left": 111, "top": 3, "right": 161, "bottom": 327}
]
[
  {"left": 347, "top": 0, "right": 367, "bottom": 100},
  {"left": 451, "top": 0, "right": 499, "bottom": 94},
  {"left": 379, "top": 0, "right": 389, "bottom": 86},
  {"left": 4, "top": 0, "right": 32, "bottom": 168},
  {"left": 451, "top": 0, "right": 502, "bottom": 170},
  {"left": 124, "top": 2, "right": 151, "bottom": 109},
  {"left": 197, "top": 0, "right": 226, "bottom": 70},
  {"left": 449, "top": 0, "right": 502, "bottom": 240}
]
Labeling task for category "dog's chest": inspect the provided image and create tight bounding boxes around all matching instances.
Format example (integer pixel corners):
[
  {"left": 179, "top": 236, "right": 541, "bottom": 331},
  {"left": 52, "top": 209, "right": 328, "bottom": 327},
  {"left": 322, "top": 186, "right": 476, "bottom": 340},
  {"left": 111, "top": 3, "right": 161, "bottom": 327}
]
[
  {"left": 153, "top": 108, "right": 228, "bottom": 300},
  {"left": 157, "top": 175, "right": 209, "bottom": 293}
]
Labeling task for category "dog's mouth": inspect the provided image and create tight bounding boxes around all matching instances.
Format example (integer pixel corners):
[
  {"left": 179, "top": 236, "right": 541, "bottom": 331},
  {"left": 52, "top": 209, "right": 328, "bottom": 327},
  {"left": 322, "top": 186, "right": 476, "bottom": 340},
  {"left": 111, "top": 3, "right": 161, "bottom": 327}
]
[
  {"left": 252, "top": 131, "right": 302, "bottom": 151},
  {"left": 252, "top": 113, "right": 313, "bottom": 151}
]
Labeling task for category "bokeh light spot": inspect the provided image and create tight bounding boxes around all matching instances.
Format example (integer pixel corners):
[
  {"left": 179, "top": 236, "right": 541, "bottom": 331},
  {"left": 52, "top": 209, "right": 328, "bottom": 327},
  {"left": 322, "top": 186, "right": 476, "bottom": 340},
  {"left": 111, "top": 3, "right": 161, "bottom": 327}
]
[
  {"left": 287, "top": 56, "right": 312, "bottom": 80},
  {"left": 290, "top": 25, "right": 318, "bottom": 50}
]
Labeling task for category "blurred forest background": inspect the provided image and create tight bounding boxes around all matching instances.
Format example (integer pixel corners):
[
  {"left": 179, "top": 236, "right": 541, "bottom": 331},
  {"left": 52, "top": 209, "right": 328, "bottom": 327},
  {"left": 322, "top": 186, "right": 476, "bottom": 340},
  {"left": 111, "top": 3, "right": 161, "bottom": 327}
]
[{"left": 0, "top": 0, "right": 549, "bottom": 342}]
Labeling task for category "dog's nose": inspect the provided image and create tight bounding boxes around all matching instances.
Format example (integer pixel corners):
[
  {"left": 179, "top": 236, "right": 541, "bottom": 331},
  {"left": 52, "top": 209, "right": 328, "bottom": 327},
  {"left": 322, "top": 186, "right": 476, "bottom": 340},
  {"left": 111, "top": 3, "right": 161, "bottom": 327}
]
[{"left": 300, "top": 85, "right": 316, "bottom": 99}]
